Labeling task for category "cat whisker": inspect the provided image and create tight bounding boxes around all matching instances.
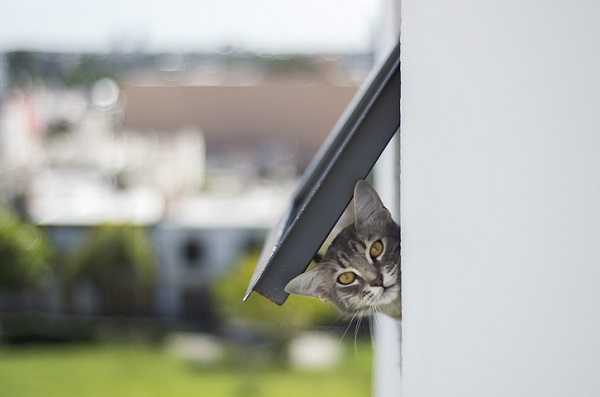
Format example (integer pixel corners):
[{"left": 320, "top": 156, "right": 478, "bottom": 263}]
[
  {"left": 369, "top": 315, "right": 376, "bottom": 348},
  {"left": 324, "top": 312, "right": 345, "bottom": 333},
  {"left": 338, "top": 310, "right": 361, "bottom": 351},
  {"left": 369, "top": 308, "right": 378, "bottom": 345},
  {"left": 354, "top": 315, "right": 362, "bottom": 357}
]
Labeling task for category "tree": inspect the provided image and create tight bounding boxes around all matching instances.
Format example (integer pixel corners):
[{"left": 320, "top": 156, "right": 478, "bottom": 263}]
[
  {"left": 65, "top": 224, "right": 157, "bottom": 315},
  {"left": 212, "top": 250, "right": 340, "bottom": 344},
  {"left": 0, "top": 207, "right": 53, "bottom": 289}
]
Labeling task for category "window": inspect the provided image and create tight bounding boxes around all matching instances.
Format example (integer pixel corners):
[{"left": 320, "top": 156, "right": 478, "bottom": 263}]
[
  {"left": 245, "top": 41, "right": 400, "bottom": 305},
  {"left": 182, "top": 238, "right": 205, "bottom": 267}
]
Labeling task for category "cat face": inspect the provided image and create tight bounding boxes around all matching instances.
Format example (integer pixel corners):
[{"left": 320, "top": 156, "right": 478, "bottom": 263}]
[{"left": 285, "top": 180, "right": 401, "bottom": 319}]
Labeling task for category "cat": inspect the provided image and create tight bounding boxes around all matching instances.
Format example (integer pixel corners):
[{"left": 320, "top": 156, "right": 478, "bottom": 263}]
[{"left": 285, "top": 179, "right": 401, "bottom": 320}]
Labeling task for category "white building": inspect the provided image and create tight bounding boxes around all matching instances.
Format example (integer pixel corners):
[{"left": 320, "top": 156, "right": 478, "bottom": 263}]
[{"left": 401, "top": 0, "right": 600, "bottom": 396}]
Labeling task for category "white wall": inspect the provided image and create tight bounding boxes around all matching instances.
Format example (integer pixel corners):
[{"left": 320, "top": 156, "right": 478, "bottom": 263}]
[
  {"left": 374, "top": 133, "right": 402, "bottom": 397},
  {"left": 401, "top": 1, "right": 600, "bottom": 396},
  {"left": 373, "top": 1, "right": 402, "bottom": 396}
]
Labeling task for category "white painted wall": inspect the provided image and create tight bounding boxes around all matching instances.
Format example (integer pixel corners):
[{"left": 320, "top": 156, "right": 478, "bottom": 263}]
[
  {"left": 374, "top": 133, "right": 402, "bottom": 397},
  {"left": 373, "top": 1, "right": 402, "bottom": 396},
  {"left": 401, "top": 1, "right": 600, "bottom": 396}
]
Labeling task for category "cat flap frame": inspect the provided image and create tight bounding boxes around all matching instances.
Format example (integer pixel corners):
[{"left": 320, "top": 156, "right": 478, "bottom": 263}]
[{"left": 244, "top": 41, "right": 400, "bottom": 305}]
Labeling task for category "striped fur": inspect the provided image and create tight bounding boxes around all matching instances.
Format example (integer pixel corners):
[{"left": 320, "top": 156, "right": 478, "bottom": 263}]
[{"left": 285, "top": 180, "right": 401, "bottom": 320}]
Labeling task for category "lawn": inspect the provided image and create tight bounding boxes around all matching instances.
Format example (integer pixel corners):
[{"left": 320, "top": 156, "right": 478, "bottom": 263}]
[{"left": 0, "top": 342, "right": 372, "bottom": 397}]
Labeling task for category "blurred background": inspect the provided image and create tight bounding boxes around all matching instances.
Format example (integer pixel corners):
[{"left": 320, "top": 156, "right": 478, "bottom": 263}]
[{"left": 0, "top": 1, "right": 392, "bottom": 396}]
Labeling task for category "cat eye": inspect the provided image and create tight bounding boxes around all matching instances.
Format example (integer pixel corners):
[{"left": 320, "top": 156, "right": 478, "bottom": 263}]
[
  {"left": 370, "top": 240, "right": 384, "bottom": 258},
  {"left": 337, "top": 271, "right": 357, "bottom": 285}
]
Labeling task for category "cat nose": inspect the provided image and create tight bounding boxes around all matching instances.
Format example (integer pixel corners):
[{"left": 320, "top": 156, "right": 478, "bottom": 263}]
[{"left": 371, "top": 274, "right": 384, "bottom": 287}]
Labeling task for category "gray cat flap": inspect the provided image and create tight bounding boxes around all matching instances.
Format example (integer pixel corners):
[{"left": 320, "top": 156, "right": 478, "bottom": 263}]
[{"left": 244, "top": 40, "right": 400, "bottom": 306}]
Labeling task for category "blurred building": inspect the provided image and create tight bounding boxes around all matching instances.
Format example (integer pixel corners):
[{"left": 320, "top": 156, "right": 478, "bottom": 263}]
[
  {"left": 122, "top": 82, "right": 358, "bottom": 172},
  {"left": 0, "top": 50, "right": 366, "bottom": 324}
]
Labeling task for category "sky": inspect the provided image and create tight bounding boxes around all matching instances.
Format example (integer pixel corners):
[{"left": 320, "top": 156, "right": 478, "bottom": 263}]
[{"left": 1, "top": 0, "right": 383, "bottom": 53}]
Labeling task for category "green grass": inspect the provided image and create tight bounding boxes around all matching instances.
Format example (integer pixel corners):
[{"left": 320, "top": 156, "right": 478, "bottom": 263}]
[{"left": 0, "top": 342, "right": 372, "bottom": 397}]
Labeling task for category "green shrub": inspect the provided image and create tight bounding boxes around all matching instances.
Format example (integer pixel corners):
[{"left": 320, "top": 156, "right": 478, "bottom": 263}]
[
  {"left": 64, "top": 224, "right": 158, "bottom": 316},
  {"left": 0, "top": 208, "right": 53, "bottom": 289},
  {"left": 65, "top": 223, "right": 156, "bottom": 288},
  {"left": 212, "top": 250, "right": 339, "bottom": 343}
]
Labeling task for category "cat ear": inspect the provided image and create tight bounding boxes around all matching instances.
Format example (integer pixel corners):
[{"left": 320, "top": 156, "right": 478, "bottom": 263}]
[
  {"left": 354, "top": 180, "right": 392, "bottom": 229},
  {"left": 285, "top": 267, "right": 331, "bottom": 301}
]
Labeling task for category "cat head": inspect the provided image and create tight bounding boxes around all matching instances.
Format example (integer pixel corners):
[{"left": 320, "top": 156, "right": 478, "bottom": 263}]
[{"left": 285, "top": 180, "right": 400, "bottom": 319}]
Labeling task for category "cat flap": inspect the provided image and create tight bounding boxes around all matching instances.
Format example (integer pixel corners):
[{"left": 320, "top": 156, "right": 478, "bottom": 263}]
[{"left": 244, "top": 40, "right": 400, "bottom": 305}]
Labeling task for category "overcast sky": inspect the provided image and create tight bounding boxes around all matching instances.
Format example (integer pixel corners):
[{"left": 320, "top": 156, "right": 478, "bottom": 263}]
[{"left": 1, "top": 0, "right": 382, "bottom": 53}]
